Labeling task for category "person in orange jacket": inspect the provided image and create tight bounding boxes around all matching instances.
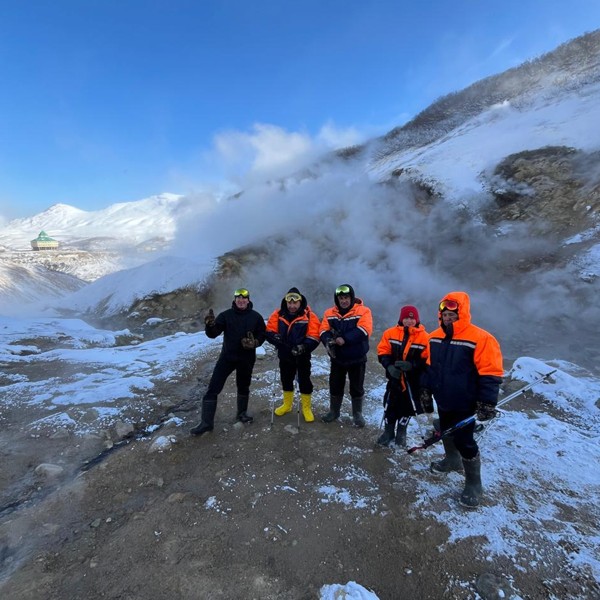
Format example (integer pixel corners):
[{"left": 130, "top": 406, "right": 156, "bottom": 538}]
[
  {"left": 320, "top": 284, "right": 373, "bottom": 427},
  {"left": 376, "top": 305, "right": 429, "bottom": 447},
  {"left": 265, "top": 287, "right": 321, "bottom": 422},
  {"left": 421, "top": 291, "right": 503, "bottom": 508}
]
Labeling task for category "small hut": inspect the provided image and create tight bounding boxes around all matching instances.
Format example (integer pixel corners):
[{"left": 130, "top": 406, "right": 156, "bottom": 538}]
[{"left": 30, "top": 230, "right": 59, "bottom": 251}]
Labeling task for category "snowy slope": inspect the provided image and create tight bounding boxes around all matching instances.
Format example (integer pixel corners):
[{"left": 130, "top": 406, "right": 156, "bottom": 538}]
[
  {"left": 369, "top": 81, "right": 600, "bottom": 200},
  {"left": 0, "top": 261, "right": 86, "bottom": 307},
  {"left": 59, "top": 255, "right": 215, "bottom": 316},
  {"left": 0, "top": 193, "right": 183, "bottom": 251}
]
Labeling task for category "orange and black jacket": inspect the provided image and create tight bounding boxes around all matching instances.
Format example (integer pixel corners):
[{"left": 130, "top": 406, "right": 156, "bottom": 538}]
[
  {"left": 423, "top": 291, "right": 503, "bottom": 413},
  {"left": 265, "top": 293, "right": 320, "bottom": 361},
  {"left": 377, "top": 322, "right": 429, "bottom": 392},
  {"left": 319, "top": 297, "right": 373, "bottom": 365}
]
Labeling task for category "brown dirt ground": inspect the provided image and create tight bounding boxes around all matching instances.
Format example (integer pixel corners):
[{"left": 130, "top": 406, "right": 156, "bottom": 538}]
[{"left": 0, "top": 348, "right": 596, "bottom": 600}]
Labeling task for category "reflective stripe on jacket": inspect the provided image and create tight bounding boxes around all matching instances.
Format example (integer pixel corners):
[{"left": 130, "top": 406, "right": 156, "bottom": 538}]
[
  {"left": 265, "top": 305, "right": 321, "bottom": 360},
  {"left": 377, "top": 323, "right": 429, "bottom": 392},
  {"left": 319, "top": 298, "right": 373, "bottom": 365}
]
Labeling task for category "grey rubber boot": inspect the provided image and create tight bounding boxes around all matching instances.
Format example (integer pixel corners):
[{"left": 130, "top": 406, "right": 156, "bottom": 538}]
[
  {"left": 322, "top": 395, "right": 343, "bottom": 423},
  {"left": 430, "top": 435, "right": 463, "bottom": 473},
  {"left": 395, "top": 421, "right": 408, "bottom": 447},
  {"left": 351, "top": 396, "right": 365, "bottom": 428},
  {"left": 376, "top": 421, "right": 396, "bottom": 446},
  {"left": 190, "top": 397, "right": 217, "bottom": 436},
  {"left": 460, "top": 453, "right": 483, "bottom": 508},
  {"left": 236, "top": 394, "right": 253, "bottom": 423}
]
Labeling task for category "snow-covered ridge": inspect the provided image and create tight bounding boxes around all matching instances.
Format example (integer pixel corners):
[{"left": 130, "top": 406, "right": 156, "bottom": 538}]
[{"left": 0, "top": 193, "right": 183, "bottom": 251}]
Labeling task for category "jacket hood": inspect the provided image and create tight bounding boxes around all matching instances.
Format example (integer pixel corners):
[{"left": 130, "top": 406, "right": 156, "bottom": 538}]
[{"left": 438, "top": 291, "right": 471, "bottom": 332}]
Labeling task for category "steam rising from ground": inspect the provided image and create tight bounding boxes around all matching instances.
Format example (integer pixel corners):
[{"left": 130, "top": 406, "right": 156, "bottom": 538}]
[{"left": 171, "top": 160, "right": 600, "bottom": 370}]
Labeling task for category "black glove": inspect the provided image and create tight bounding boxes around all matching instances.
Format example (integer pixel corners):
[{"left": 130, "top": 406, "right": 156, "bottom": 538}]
[
  {"left": 241, "top": 331, "right": 257, "bottom": 350},
  {"left": 419, "top": 388, "right": 434, "bottom": 413},
  {"left": 269, "top": 333, "right": 283, "bottom": 347},
  {"left": 386, "top": 364, "right": 402, "bottom": 380},
  {"left": 394, "top": 360, "right": 412, "bottom": 372},
  {"left": 291, "top": 344, "right": 307, "bottom": 356},
  {"left": 204, "top": 308, "right": 215, "bottom": 327},
  {"left": 476, "top": 401, "right": 497, "bottom": 421}
]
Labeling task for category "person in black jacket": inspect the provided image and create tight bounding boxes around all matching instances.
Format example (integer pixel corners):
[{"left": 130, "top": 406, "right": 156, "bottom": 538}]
[{"left": 190, "top": 288, "right": 266, "bottom": 436}]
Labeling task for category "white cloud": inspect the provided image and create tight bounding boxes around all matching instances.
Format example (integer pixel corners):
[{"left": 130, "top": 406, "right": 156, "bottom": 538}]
[
  {"left": 316, "top": 120, "right": 363, "bottom": 149},
  {"left": 211, "top": 121, "right": 364, "bottom": 184},
  {"left": 214, "top": 123, "right": 313, "bottom": 181}
]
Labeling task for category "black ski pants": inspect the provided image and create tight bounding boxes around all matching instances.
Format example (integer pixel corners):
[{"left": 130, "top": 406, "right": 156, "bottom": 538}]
[
  {"left": 279, "top": 356, "right": 313, "bottom": 395},
  {"left": 383, "top": 379, "right": 423, "bottom": 422},
  {"left": 329, "top": 361, "right": 366, "bottom": 398},
  {"left": 438, "top": 409, "right": 478, "bottom": 459},
  {"left": 203, "top": 354, "right": 255, "bottom": 402}
]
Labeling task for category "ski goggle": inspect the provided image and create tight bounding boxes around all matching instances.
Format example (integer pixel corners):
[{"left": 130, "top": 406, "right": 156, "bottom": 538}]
[
  {"left": 335, "top": 285, "right": 351, "bottom": 295},
  {"left": 285, "top": 292, "right": 302, "bottom": 302},
  {"left": 233, "top": 288, "right": 250, "bottom": 298},
  {"left": 439, "top": 299, "right": 459, "bottom": 312}
]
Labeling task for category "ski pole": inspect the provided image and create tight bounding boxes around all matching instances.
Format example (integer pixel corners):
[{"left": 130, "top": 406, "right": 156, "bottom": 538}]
[
  {"left": 295, "top": 374, "right": 300, "bottom": 429},
  {"left": 407, "top": 369, "right": 557, "bottom": 454},
  {"left": 270, "top": 367, "right": 278, "bottom": 429},
  {"left": 496, "top": 369, "right": 557, "bottom": 408},
  {"left": 405, "top": 371, "right": 432, "bottom": 438},
  {"left": 475, "top": 368, "right": 558, "bottom": 441},
  {"left": 379, "top": 388, "right": 390, "bottom": 430}
]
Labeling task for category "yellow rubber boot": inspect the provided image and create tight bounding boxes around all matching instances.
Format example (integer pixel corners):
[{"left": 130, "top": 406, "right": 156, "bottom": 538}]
[
  {"left": 301, "top": 393, "right": 315, "bottom": 422},
  {"left": 274, "top": 391, "right": 294, "bottom": 416}
]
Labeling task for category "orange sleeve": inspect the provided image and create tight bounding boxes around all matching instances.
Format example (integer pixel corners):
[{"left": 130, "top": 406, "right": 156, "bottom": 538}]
[
  {"left": 266, "top": 310, "right": 280, "bottom": 334},
  {"left": 319, "top": 308, "right": 334, "bottom": 337},
  {"left": 377, "top": 329, "right": 392, "bottom": 356},
  {"left": 357, "top": 306, "right": 373, "bottom": 337},
  {"left": 307, "top": 311, "right": 321, "bottom": 341},
  {"left": 474, "top": 330, "right": 504, "bottom": 377},
  {"left": 416, "top": 328, "right": 430, "bottom": 362}
]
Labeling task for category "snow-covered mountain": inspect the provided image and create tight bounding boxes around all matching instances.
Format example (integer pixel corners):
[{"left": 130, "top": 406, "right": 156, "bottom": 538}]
[
  {"left": 0, "top": 193, "right": 183, "bottom": 251},
  {"left": 0, "top": 193, "right": 189, "bottom": 310}
]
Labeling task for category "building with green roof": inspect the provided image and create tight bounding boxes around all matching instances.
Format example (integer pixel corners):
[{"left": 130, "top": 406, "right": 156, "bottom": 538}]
[{"left": 30, "top": 230, "right": 59, "bottom": 251}]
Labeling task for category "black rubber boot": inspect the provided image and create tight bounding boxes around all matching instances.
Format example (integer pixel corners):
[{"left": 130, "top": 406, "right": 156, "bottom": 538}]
[
  {"left": 351, "top": 396, "right": 365, "bottom": 428},
  {"left": 430, "top": 436, "right": 463, "bottom": 473},
  {"left": 236, "top": 394, "right": 253, "bottom": 423},
  {"left": 395, "top": 421, "right": 408, "bottom": 447},
  {"left": 376, "top": 421, "right": 396, "bottom": 446},
  {"left": 322, "top": 395, "right": 343, "bottom": 423},
  {"left": 460, "top": 453, "right": 483, "bottom": 508},
  {"left": 190, "top": 397, "right": 217, "bottom": 436}
]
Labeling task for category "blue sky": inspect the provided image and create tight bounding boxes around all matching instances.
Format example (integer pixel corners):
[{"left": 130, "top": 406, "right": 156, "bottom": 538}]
[{"left": 1, "top": 0, "right": 599, "bottom": 220}]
